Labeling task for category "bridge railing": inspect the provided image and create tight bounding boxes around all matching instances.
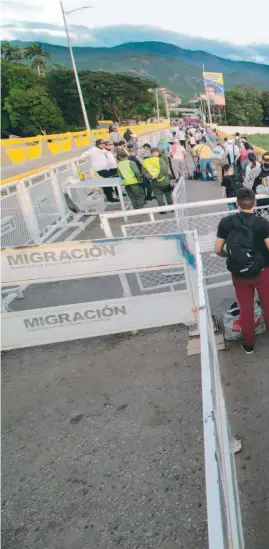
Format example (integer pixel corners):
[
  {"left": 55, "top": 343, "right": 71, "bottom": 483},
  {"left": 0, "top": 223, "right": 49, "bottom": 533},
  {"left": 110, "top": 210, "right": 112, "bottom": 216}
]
[{"left": 1, "top": 121, "right": 170, "bottom": 170}]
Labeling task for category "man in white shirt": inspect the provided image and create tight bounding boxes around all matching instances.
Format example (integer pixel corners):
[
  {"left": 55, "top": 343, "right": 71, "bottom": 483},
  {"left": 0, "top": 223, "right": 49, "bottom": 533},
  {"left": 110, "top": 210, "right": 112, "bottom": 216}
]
[
  {"left": 82, "top": 139, "right": 119, "bottom": 202},
  {"left": 178, "top": 129, "right": 186, "bottom": 148},
  {"left": 225, "top": 139, "right": 240, "bottom": 168}
]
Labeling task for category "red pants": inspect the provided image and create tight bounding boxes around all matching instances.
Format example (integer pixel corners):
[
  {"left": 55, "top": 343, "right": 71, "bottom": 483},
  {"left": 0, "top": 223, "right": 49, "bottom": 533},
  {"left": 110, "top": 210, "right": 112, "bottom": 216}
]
[{"left": 232, "top": 267, "right": 269, "bottom": 345}]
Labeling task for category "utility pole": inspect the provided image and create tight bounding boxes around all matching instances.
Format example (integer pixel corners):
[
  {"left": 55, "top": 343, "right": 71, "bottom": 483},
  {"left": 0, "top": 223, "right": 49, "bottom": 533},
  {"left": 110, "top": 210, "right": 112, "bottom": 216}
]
[
  {"left": 155, "top": 88, "right": 160, "bottom": 122},
  {"left": 162, "top": 89, "right": 170, "bottom": 122},
  {"left": 202, "top": 64, "right": 212, "bottom": 125},
  {"left": 60, "top": 1, "right": 95, "bottom": 144}
]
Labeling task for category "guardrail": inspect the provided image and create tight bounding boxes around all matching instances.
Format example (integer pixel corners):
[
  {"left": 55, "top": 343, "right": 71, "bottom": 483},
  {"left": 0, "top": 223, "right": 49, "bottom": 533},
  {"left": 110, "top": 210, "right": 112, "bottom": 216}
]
[
  {"left": 1, "top": 121, "right": 170, "bottom": 169},
  {"left": 100, "top": 196, "right": 269, "bottom": 290},
  {"left": 195, "top": 231, "right": 244, "bottom": 548}
]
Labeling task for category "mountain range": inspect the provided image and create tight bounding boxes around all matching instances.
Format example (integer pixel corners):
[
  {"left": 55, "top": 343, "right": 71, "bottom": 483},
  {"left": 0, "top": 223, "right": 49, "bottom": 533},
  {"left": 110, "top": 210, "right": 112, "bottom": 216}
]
[
  {"left": 6, "top": 23, "right": 269, "bottom": 64},
  {"left": 14, "top": 40, "right": 269, "bottom": 100}
]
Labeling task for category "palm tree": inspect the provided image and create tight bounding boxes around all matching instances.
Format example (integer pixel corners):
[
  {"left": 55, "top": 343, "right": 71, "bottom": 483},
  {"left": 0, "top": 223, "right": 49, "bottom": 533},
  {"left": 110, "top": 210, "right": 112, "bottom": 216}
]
[
  {"left": 24, "top": 42, "right": 51, "bottom": 76},
  {"left": 1, "top": 40, "right": 23, "bottom": 61}
]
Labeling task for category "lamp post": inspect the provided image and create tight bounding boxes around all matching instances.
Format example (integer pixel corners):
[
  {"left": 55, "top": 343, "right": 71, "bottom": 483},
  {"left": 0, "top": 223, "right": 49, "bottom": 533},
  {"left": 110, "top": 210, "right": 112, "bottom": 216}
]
[
  {"left": 60, "top": 1, "right": 94, "bottom": 143},
  {"left": 155, "top": 88, "right": 160, "bottom": 122}
]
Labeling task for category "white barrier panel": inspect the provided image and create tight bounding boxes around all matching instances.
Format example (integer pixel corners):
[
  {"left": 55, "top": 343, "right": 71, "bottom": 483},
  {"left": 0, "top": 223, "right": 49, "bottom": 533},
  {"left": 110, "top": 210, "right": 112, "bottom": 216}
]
[
  {"left": 2, "top": 292, "right": 193, "bottom": 350},
  {"left": 101, "top": 199, "right": 269, "bottom": 289},
  {"left": 1, "top": 233, "right": 199, "bottom": 350},
  {"left": 196, "top": 231, "right": 244, "bottom": 548},
  {"left": 1, "top": 235, "right": 193, "bottom": 286}
]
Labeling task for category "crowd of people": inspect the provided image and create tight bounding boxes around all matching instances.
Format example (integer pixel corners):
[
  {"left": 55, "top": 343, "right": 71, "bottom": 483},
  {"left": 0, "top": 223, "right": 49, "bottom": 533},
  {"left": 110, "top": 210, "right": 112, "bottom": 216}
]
[{"left": 80, "top": 120, "right": 269, "bottom": 355}]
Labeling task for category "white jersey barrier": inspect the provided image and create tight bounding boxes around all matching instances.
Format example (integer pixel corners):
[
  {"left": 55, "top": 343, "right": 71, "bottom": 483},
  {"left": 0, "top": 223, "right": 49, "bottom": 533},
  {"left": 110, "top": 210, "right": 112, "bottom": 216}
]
[
  {"left": 100, "top": 198, "right": 269, "bottom": 289},
  {"left": 1, "top": 232, "right": 199, "bottom": 350},
  {"left": 196, "top": 232, "right": 244, "bottom": 549}
]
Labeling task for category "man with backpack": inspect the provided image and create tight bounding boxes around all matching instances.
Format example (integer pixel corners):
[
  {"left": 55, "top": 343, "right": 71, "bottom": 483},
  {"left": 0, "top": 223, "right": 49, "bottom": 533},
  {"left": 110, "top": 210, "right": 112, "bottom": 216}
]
[
  {"left": 215, "top": 188, "right": 269, "bottom": 354},
  {"left": 221, "top": 164, "right": 243, "bottom": 210}
]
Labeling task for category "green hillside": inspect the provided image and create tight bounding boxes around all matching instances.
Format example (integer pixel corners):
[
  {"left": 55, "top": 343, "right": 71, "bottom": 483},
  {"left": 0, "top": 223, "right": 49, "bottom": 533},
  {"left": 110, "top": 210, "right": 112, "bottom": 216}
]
[{"left": 13, "top": 40, "right": 269, "bottom": 99}]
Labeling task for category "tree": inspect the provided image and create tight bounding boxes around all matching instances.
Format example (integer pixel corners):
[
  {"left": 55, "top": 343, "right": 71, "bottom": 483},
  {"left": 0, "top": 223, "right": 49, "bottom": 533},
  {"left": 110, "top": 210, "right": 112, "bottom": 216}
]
[
  {"left": 1, "top": 40, "right": 23, "bottom": 61},
  {"left": 225, "top": 87, "right": 249, "bottom": 125},
  {"left": 4, "top": 86, "right": 65, "bottom": 136},
  {"left": 24, "top": 42, "right": 50, "bottom": 76},
  {"left": 243, "top": 87, "right": 263, "bottom": 126},
  {"left": 225, "top": 86, "right": 263, "bottom": 126},
  {"left": 261, "top": 91, "right": 269, "bottom": 126}
]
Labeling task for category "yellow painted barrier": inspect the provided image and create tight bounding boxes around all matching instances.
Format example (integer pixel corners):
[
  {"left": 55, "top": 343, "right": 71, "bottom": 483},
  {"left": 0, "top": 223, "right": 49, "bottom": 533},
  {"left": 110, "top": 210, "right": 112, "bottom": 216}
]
[{"left": 1, "top": 121, "right": 170, "bottom": 185}]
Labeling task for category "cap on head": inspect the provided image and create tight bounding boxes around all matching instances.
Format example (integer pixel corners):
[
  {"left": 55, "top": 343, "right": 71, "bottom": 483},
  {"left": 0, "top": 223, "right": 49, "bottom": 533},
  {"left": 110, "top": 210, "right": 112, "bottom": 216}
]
[
  {"left": 248, "top": 152, "right": 256, "bottom": 162},
  {"left": 96, "top": 138, "right": 104, "bottom": 147},
  {"left": 262, "top": 151, "right": 269, "bottom": 163},
  {"left": 104, "top": 140, "right": 112, "bottom": 146}
]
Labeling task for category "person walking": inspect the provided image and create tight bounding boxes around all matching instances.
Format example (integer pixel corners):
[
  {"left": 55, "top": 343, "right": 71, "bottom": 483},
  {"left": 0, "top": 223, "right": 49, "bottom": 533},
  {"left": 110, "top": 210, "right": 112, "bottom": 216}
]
[
  {"left": 104, "top": 141, "right": 118, "bottom": 176},
  {"left": 244, "top": 153, "right": 261, "bottom": 190},
  {"left": 192, "top": 138, "right": 215, "bottom": 181},
  {"left": 110, "top": 125, "right": 123, "bottom": 146},
  {"left": 239, "top": 142, "right": 251, "bottom": 176},
  {"left": 142, "top": 147, "right": 173, "bottom": 211},
  {"left": 215, "top": 187, "right": 269, "bottom": 354},
  {"left": 178, "top": 128, "right": 186, "bottom": 148},
  {"left": 188, "top": 132, "right": 196, "bottom": 149},
  {"left": 117, "top": 151, "right": 145, "bottom": 209},
  {"left": 114, "top": 140, "right": 128, "bottom": 159},
  {"left": 225, "top": 139, "right": 240, "bottom": 168},
  {"left": 123, "top": 128, "right": 132, "bottom": 142},
  {"left": 170, "top": 139, "right": 187, "bottom": 181},
  {"left": 221, "top": 164, "right": 243, "bottom": 210},
  {"left": 127, "top": 144, "right": 142, "bottom": 171},
  {"left": 81, "top": 139, "right": 119, "bottom": 202},
  {"left": 210, "top": 142, "right": 226, "bottom": 184}
]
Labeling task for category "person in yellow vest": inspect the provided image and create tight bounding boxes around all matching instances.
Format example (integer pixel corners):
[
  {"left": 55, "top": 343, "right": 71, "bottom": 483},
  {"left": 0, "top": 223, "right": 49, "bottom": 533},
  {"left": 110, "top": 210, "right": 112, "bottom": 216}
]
[
  {"left": 117, "top": 151, "right": 145, "bottom": 209},
  {"left": 142, "top": 147, "right": 173, "bottom": 211}
]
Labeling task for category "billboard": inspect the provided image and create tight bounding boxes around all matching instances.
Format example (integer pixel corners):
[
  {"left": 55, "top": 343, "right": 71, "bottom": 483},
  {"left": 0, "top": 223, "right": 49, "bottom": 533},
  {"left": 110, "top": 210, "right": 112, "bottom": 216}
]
[{"left": 202, "top": 72, "right": 225, "bottom": 106}]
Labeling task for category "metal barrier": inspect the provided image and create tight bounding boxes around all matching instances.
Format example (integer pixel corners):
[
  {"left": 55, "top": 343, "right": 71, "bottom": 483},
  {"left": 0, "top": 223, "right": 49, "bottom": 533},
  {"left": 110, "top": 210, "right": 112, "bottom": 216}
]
[
  {"left": 100, "top": 197, "right": 269, "bottom": 289},
  {"left": 195, "top": 231, "right": 244, "bottom": 548},
  {"left": 1, "top": 233, "right": 199, "bottom": 349}
]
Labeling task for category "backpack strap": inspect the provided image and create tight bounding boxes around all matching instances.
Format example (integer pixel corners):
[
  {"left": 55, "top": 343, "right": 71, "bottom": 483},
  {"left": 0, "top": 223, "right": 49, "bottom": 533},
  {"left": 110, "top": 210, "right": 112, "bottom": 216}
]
[{"left": 229, "top": 213, "right": 257, "bottom": 230}]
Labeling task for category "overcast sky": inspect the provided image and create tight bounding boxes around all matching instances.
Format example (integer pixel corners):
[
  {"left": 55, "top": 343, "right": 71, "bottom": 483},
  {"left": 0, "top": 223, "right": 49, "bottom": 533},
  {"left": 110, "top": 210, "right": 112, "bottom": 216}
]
[
  {"left": 0, "top": 0, "right": 269, "bottom": 64},
  {"left": 2, "top": 0, "right": 269, "bottom": 48}
]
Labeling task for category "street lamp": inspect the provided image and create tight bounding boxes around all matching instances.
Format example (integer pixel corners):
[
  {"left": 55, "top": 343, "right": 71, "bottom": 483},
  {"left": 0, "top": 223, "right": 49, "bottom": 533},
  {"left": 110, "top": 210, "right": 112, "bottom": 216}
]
[{"left": 60, "top": 1, "right": 95, "bottom": 143}]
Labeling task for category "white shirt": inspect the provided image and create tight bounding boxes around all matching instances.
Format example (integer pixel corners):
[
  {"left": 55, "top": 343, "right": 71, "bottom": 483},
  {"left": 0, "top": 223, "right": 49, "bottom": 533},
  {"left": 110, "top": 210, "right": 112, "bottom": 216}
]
[
  {"left": 178, "top": 130, "right": 186, "bottom": 141},
  {"left": 105, "top": 150, "right": 117, "bottom": 169},
  {"left": 225, "top": 143, "right": 239, "bottom": 164},
  {"left": 82, "top": 146, "right": 108, "bottom": 171},
  {"left": 170, "top": 143, "right": 186, "bottom": 161}
]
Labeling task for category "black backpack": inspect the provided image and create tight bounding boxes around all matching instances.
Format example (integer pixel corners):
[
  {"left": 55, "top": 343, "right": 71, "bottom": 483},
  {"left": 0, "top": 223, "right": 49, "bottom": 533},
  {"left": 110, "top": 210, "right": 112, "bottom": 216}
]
[
  {"left": 229, "top": 174, "right": 243, "bottom": 197},
  {"left": 226, "top": 214, "right": 264, "bottom": 277}
]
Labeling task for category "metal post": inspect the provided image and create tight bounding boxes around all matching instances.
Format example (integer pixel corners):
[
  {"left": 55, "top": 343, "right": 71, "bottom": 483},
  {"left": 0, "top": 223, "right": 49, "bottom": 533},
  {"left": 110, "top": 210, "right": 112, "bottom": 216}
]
[
  {"left": 163, "top": 89, "right": 170, "bottom": 122},
  {"left": 155, "top": 88, "right": 160, "bottom": 123},
  {"left": 202, "top": 65, "right": 212, "bottom": 125},
  {"left": 60, "top": 0, "right": 94, "bottom": 145}
]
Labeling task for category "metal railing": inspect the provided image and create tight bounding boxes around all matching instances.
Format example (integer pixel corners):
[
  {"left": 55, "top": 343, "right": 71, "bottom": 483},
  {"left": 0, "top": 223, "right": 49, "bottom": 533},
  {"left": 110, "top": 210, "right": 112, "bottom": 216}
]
[
  {"left": 195, "top": 230, "right": 244, "bottom": 548},
  {"left": 100, "top": 197, "right": 269, "bottom": 290}
]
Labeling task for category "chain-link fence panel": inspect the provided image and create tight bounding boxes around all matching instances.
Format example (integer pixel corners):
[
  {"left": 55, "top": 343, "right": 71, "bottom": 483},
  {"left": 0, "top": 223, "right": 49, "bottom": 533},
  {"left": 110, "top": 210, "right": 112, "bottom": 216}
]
[
  {"left": 26, "top": 176, "right": 61, "bottom": 236},
  {"left": 1, "top": 186, "right": 33, "bottom": 248},
  {"left": 136, "top": 267, "right": 186, "bottom": 292}
]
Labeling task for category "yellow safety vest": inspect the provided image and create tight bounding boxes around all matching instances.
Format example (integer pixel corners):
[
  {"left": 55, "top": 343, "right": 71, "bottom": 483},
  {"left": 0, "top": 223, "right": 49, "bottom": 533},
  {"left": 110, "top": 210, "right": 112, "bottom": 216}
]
[
  {"left": 118, "top": 160, "right": 138, "bottom": 185},
  {"left": 143, "top": 157, "right": 165, "bottom": 181}
]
